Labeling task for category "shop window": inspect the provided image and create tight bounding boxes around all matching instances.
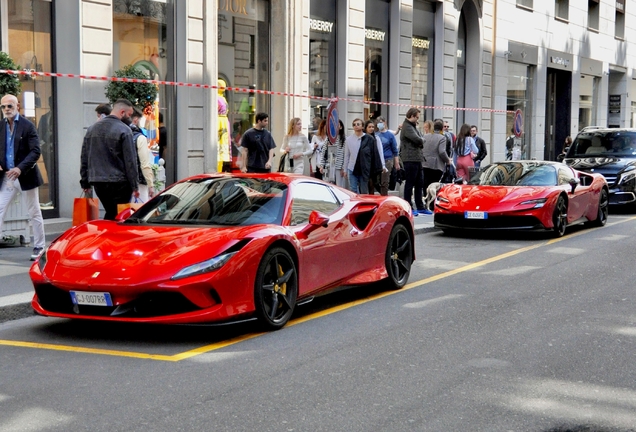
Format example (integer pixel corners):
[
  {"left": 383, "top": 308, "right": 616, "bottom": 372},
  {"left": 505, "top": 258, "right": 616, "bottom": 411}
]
[
  {"left": 615, "top": 1, "right": 625, "bottom": 40},
  {"left": 309, "top": 0, "right": 337, "bottom": 134},
  {"left": 516, "top": 0, "right": 533, "bottom": 9},
  {"left": 218, "top": 0, "right": 271, "bottom": 156},
  {"left": 365, "top": 0, "right": 390, "bottom": 120},
  {"left": 588, "top": 0, "right": 599, "bottom": 31},
  {"left": 506, "top": 62, "right": 534, "bottom": 159},
  {"left": 579, "top": 75, "right": 599, "bottom": 131},
  {"left": 412, "top": 1, "right": 435, "bottom": 122},
  {"left": 555, "top": 0, "right": 569, "bottom": 21},
  {"left": 6, "top": 0, "right": 56, "bottom": 215}
]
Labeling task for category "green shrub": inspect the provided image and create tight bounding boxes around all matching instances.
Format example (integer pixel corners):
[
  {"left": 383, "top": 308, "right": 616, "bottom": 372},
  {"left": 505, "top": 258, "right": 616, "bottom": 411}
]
[
  {"left": 0, "top": 51, "right": 22, "bottom": 96},
  {"left": 105, "top": 64, "right": 157, "bottom": 111}
]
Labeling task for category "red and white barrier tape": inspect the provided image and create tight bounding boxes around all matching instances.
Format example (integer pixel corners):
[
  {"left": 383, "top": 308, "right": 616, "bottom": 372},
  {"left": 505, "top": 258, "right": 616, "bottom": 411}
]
[{"left": 0, "top": 69, "right": 514, "bottom": 114}]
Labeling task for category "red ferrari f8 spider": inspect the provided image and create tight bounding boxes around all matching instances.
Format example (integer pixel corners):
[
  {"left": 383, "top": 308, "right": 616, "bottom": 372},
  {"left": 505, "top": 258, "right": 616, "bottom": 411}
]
[
  {"left": 30, "top": 174, "right": 415, "bottom": 329},
  {"left": 434, "top": 161, "right": 608, "bottom": 237}
]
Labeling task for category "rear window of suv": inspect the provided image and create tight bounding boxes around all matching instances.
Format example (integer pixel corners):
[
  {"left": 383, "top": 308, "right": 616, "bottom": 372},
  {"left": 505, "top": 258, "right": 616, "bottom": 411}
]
[{"left": 569, "top": 131, "right": 636, "bottom": 157}]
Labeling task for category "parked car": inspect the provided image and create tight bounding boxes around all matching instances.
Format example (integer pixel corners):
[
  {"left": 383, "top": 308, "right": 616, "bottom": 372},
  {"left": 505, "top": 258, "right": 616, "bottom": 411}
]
[
  {"left": 564, "top": 128, "right": 636, "bottom": 207},
  {"left": 30, "top": 173, "right": 414, "bottom": 330},
  {"left": 434, "top": 161, "right": 608, "bottom": 237}
]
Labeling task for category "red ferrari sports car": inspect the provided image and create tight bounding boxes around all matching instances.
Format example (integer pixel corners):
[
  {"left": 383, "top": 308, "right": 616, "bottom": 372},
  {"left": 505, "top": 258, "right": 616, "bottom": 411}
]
[
  {"left": 434, "top": 161, "right": 608, "bottom": 237},
  {"left": 30, "top": 173, "right": 414, "bottom": 329}
]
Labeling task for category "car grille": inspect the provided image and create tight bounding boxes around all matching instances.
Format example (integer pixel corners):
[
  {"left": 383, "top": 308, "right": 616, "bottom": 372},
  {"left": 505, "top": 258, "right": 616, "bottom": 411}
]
[
  {"left": 601, "top": 174, "right": 617, "bottom": 186},
  {"left": 434, "top": 214, "right": 544, "bottom": 230},
  {"left": 35, "top": 285, "right": 201, "bottom": 318}
]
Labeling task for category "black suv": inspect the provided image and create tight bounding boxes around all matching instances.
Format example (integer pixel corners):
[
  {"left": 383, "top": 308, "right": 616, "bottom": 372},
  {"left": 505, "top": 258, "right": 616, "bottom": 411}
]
[{"left": 564, "top": 128, "right": 636, "bottom": 207}]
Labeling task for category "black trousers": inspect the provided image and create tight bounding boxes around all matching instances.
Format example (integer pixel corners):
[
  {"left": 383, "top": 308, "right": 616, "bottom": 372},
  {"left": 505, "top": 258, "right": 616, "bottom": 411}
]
[
  {"left": 403, "top": 161, "right": 424, "bottom": 210},
  {"left": 93, "top": 182, "right": 133, "bottom": 220}
]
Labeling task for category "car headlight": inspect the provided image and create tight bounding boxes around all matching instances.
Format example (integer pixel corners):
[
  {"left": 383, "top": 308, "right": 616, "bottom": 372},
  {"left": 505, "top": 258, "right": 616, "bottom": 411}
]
[
  {"left": 436, "top": 196, "right": 450, "bottom": 204},
  {"left": 517, "top": 198, "right": 547, "bottom": 208},
  {"left": 618, "top": 168, "right": 636, "bottom": 185},
  {"left": 171, "top": 251, "right": 237, "bottom": 280}
]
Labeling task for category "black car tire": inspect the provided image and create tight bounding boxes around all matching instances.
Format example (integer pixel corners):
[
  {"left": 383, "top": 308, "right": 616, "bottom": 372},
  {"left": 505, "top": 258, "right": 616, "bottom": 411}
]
[
  {"left": 552, "top": 195, "right": 568, "bottom": 238},
  {"left": 587, "top": 188, "right": 609, "bottom": 228},
  {"left": 385, "top": 223, "right": 413, "bottom": 290},
  {"left": 254, "top": 247, "right": 298, "bottom": 330}
]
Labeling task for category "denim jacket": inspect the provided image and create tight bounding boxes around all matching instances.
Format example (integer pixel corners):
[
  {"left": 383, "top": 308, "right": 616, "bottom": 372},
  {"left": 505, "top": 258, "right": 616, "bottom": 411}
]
[{"left": 80, "top": 115, "right": 139, "bottom": 191}]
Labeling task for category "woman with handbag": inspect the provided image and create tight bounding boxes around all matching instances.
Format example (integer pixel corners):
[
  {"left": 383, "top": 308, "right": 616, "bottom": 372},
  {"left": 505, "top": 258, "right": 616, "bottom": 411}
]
[
  {"left": 310, "top": 120, "right": 328, "bottom": 179},
  {"left": 320, "top": 120, "right": 347, "bottom": 188},
  {"left": 281, "top": 117, "right": 312, "bottom": 175},
  {"left": 454, "top": 123, "right": 479, "bottom": 181}
]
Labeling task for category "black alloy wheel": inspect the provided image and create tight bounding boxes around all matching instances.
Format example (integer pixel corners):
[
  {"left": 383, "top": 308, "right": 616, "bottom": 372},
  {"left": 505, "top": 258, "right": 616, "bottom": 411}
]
[
  {"left": 589, "top": 188, "right": 609, "bottom": 227},
  {"left": 254, "top": 247, "right": 298, "bottom": 330},
  {"left": 552, "top": 195, "right": 568, "bottom": 238},
  {"left": 385, "top": 223, "right": 413, "bottom": 289}
]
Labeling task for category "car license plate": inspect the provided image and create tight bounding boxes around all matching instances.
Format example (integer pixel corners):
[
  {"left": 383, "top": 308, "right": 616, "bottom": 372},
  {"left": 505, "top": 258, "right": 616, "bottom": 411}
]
[
  {"left": 70, "top": 291, "right": 113, "bottom": 307},
  {"left": 465, "top": 211, "right": 488, "bottom": 219}
]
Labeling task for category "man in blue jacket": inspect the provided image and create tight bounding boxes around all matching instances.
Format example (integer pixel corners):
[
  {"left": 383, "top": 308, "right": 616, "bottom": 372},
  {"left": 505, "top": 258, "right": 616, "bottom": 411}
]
[
  {"left": 80, "top": 99, "right": 139, "bottom": 220},
  {"left": 0, "top": 94, "right": 46, "bottom": 260}
]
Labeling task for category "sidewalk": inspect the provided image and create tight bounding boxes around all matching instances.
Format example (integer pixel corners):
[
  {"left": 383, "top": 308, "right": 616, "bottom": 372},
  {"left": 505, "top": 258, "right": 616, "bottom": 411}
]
[{"left": 0, "top": 214, "right": 435, "bottom": 323}]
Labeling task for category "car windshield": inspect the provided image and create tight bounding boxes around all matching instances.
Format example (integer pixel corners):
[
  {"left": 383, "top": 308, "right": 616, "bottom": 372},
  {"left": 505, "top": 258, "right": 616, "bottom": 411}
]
[
  {"left": 568, "top": 131, "right": 636, "bottom": 157},
  {"left": 467, "top": 162, "right": 557, "bottom": 186},
  {"left": 125, "top": 177, "right": 288, "bottom": 226}
]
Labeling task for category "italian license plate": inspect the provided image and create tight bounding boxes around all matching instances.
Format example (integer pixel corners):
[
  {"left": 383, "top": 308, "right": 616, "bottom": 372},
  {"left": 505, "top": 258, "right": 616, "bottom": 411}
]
[
  {"left": 70, "top": 291, "right": 113, "bottom": 307},
  {"left": 465, "top": 211, "right": 487, "bottom": 220}
]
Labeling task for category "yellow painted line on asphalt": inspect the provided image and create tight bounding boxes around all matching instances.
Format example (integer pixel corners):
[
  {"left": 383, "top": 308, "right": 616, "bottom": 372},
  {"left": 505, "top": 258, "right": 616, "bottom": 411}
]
[{"left": 2, "top": 215, "right": 636, "bottom": 361}]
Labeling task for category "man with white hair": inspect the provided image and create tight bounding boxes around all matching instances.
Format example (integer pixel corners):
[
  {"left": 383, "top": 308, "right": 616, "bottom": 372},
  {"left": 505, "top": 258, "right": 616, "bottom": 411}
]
[{"left": 0, "top": 93, "right": 46, "bottom": 260}]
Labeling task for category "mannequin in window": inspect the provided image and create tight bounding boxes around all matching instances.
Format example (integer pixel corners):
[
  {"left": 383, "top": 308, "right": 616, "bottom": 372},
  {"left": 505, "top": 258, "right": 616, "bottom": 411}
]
[{"left": 217, "top": 79, "right": 232, "bottom": 172}]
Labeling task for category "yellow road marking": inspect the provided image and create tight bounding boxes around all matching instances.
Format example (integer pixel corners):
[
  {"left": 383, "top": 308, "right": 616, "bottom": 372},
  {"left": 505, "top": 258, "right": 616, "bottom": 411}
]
[{"left": 2, "top": 215, "right": 636, "bottom": 361}]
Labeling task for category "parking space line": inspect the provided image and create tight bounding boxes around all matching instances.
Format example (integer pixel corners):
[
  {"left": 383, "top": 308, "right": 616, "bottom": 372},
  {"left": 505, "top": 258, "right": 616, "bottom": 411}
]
[{"left": 2, "top": 216, "right": 635, "bottom": 361}]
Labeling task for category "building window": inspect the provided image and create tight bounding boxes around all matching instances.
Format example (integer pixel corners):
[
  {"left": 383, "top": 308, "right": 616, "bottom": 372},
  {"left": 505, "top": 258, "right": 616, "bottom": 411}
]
[
  {"left": 365, "top": 0, "right": 390, "bottom": 120},
  {"left": 555, "top": 0, "right": 569, "bottom": 20},
  {"left": 506, "top": 62, "right": 534, "bottom": 159},
  {"left": 615, "top": 1, "right": 625, "bottom": 39},
  {"left": 6, "top": 0, "right": 56, "bottom": 215},
  {"left": 309, "top": 1, "right": 337, "bottom": 128},
  {"left": 412, "top": 1, "right": 435, "bottom": 122},
  {"left": 579, "top": 74, "right": 599, "bottom": 131},
  {"left": 588, "top": 0, "right": 599, "bottom": 31},
  {"left": 516, "top": 0, "right": 533, "bottom": 9},
  {"left": 218, "top": 0, "right": 271, "bottom": 155}
]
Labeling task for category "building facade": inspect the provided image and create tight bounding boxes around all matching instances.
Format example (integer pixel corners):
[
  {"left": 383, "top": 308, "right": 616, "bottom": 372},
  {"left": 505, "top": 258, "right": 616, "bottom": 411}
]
[{"left": 0, "top": 0, "right": 633, "bottom": 221}]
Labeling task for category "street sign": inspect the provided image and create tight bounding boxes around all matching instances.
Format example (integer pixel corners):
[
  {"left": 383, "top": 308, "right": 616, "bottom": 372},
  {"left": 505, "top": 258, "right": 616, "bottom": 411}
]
[
  {"left": 327, "top": 101, "right": 339, "bottom": 144},
  {"left": 513, "top": 109, "right": 523, "bottom": 138}
]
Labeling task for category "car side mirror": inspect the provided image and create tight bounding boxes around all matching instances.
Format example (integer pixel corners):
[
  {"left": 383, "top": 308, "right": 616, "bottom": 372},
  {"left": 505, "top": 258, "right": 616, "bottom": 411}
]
[
  {"left": 454, "top": 177, "right": 464, "bottom": 185},
  {"left": 568, "top": 177, "right": 580, "bottom": 194},
  {"left": 297, "top": 211, "right": 329, "bottom": 239},
  {"left": 115, "top": 208, "right": 134, "bottom": 221}
]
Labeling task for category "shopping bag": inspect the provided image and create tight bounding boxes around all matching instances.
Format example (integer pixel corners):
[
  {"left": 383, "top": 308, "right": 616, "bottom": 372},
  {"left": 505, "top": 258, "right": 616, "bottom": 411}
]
[
  {"left": 72, "top": 192, "right": 99, "bottom": 226},
  {"left": 117, "top": 196, "right": 144, "bottom": 214}
]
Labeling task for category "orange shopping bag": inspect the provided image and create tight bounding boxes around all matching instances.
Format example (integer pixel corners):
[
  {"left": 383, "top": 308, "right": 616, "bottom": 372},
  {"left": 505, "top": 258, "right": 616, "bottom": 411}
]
[
  {"left": 117, "top": 197, "right": 144, "bottom": 215},
  {"left": 72, "top": 192, "right": 99, "bottom": 226}
]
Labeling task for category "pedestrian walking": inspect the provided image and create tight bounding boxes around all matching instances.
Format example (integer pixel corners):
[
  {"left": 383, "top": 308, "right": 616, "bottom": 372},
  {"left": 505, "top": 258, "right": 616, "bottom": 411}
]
[
  {"left": 343, "top": 118, "right": 384, "bottom": 194},
  {"left": 240, "top": 112, "right": 276, "bottom": 173},
  {"left": 80, "top": 98, "right": 140, "bottom": 220},
  {"left": 375, "top": 116, "right": 400, "bottom": 196},
  {"left": 363, "top": 120, "right": 387, "bottom": 194},
  {"left": 130, "top": 108, "right": 154, "bottom": 202},
  {"left": 320, "top": 119, "right": 347, "bottom": 188},
  {"left": 0, "top": 94, "right": 46, "bottom": 260},
  {"left": 443, "top": 120, "right": 456, "bottom": 158},
  {"left": 310, "top": 119, "right": 328, "bottom": 179},
  {"left": 454, "top": 123, "right": 479, "bottom": 181},
  {"left": 400, "top": 108, "right": 425, "bottom": 215},
  {"left": 470, "top": 125, "right": 487, "bottom": 168},
  {"left": 422, "top": 119, "right": 451, "bottom": 213},
  {"left": 95, "top": 103, "right": 112, "bottom": 122},
  {"left": 281, "top": 117, "right": 312, "bottom": 175}
]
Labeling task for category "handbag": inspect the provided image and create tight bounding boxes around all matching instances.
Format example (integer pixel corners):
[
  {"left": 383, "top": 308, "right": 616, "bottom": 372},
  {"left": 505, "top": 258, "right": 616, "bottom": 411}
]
[
  {"left": 278, "top": 152, "right": 288, "bottom": 173},
  {"left": 72, "top": 191, "right": 99, "bottom": 226},
  {"left": 117, "top": 196, "right": 144, "bottom": 214},
  {"left": 440, "top": 164, "right": 457, "bottom": 183}
]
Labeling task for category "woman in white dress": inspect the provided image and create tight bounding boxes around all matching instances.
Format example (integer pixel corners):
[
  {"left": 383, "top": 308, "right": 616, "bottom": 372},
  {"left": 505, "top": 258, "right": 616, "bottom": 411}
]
[
  {"left": 282, "top": 117, "right": 312, "bottom": 175},
  {"left": 310, "top": 119, "right": 328, "bottom": 179}
]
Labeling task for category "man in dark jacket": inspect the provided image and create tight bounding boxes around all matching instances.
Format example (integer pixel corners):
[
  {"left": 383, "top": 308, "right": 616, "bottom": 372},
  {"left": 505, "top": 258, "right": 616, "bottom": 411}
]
[
  {"left": 0, "top": 94, "right": 46, "bottom": 260},
  {"left": 400, "top": 108, "right": 425, "bottom": 215},
  {"left": 470, "top": 125, "right": 487, "bottom": 168},
  {"left": 80, "top": 99, "right": 139, "bottom": 220}
]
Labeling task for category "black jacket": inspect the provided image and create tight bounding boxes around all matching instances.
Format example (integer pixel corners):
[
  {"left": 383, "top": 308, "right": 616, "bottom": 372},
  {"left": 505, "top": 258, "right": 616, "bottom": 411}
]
[
  {"left": 80, "top": 115, "right": 139, "bottom": 190},
  {"left": 0, "top": 115, "right": 43, "bottom": 191},
  {"left": 353, "top": 134, "right": 383, "bottom": 180},
  {"left": 474, "top": 136, "right": 487, "bottom": 162}
]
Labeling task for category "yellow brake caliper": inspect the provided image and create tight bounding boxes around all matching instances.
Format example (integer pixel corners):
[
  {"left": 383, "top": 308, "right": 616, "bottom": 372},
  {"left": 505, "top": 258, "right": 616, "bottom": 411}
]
[{"left": 277, "top": 264, "right": 287, "bottom": 297}]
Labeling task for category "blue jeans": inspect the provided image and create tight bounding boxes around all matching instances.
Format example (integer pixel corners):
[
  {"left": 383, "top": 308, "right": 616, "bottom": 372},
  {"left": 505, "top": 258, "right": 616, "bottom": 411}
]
[{"left": 348, "top": 170, "right": 369, "bottom": 194}]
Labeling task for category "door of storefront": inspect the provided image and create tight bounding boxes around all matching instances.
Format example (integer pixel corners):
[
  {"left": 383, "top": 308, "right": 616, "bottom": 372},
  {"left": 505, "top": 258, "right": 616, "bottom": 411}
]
[{"left": 545, "top": 68, "right": 571, "bottom": 160}]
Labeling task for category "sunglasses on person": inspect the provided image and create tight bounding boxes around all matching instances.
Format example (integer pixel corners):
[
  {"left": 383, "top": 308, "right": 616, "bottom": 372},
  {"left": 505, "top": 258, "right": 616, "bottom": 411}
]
[
  {"left": 353, "top": 122, "right": 363, "bottom": 126},
  {"left": 1, "top": 104, "right": 15, "bottom": 110}
]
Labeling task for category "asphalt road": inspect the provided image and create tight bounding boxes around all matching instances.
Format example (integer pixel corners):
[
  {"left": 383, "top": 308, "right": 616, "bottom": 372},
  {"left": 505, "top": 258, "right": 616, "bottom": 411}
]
[{"left": 1, "top": 217, "right": 636, "bottom": 431}]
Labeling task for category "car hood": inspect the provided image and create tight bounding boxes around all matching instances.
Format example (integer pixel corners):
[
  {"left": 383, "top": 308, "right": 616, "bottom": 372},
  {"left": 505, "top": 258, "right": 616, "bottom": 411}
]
[
  {"left": 565, "top": 156, "right": 636, "bottom": 175},
  {"left": 43, "top": 221, "right": 262, "bottom": 284},
  {"left": 438, "top": 185, "right": 555, "bottom": 211}
]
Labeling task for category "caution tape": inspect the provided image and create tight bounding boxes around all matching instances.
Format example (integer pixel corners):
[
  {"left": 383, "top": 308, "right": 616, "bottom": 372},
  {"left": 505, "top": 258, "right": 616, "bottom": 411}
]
[{"left": 0, "top": 68, "right": 514, "bottom": 114}]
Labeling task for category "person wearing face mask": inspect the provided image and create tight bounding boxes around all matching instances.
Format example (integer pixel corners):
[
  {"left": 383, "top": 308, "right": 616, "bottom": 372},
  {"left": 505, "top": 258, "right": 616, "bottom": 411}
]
[
  {"left": 80, "top": 98, "right": 140, "bottom": 220},
  {"left": 375, "top": 117, "right": 400, "bottom": 196}
]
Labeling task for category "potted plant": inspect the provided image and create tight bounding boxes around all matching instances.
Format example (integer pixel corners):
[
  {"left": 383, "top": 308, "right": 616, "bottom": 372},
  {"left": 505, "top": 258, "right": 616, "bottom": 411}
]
[
  {"left": 104, "top": 64, "right": 157, "bottom": 111},
  {"left": 0, "top": 51, "right": 21, "bottom": 96}
]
